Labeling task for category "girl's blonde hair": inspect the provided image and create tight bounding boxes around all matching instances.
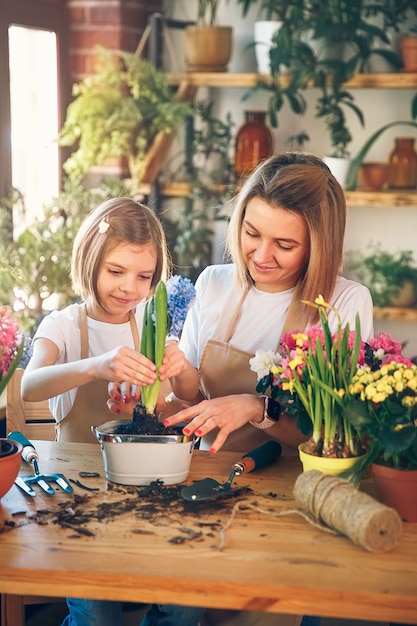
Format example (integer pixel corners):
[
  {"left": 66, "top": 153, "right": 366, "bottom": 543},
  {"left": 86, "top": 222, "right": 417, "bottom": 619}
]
[
  {"left": 71, "top": 197, "right": 170, "bottom": 309},
  {"left": 226, "top": 152, "right": 346, "bottom": 324}
]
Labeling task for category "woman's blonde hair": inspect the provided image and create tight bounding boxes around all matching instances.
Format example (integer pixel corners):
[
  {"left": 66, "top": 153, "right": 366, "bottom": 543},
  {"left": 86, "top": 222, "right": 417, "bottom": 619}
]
[
  {"left": 226, "top": 152, "right": 346, "bottom": 324},
  {"left": 71, "top": 197, "right": 170, "bottom": 309}
]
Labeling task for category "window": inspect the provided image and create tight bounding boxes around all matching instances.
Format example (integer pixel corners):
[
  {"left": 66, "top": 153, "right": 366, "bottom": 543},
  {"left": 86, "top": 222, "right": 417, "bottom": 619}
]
[{"left": 0, "top": 0, "right": 69, "bottom": 231}]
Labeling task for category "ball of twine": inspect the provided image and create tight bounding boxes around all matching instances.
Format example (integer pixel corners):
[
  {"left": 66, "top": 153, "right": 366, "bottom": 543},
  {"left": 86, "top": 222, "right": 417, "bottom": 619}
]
[{"left": 293, "top": 470, "right": 402, "bottom": 552}]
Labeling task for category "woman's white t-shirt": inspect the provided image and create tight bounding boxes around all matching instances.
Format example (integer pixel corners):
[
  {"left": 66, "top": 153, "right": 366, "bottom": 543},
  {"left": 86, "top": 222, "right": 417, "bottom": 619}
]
[
  {"left": 32, "top": 302, "right": 145, "bottom": 421},
  {"left": 179, "top": 264, "right": 374, "bottom": 369}
]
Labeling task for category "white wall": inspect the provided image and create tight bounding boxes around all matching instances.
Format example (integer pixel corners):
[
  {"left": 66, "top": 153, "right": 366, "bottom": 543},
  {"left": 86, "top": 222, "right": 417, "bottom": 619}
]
[{"left": 164, "top": 2, "right": 417, "bottom": 357}]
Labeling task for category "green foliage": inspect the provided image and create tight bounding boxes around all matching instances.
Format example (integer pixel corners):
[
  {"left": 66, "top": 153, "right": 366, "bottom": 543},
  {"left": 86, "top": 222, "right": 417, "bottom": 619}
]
[
  {"left": 0, "top": 178, "right": 134, "bottom": 333},
  {"left": 238, "top": 0, "right": 410, "bottom": 155},
  {"left": 58, "top": 48, "right": 192, "bottom": 182},
  {"left": 346, "top": 243, "right": 417, "bottom": 307}
]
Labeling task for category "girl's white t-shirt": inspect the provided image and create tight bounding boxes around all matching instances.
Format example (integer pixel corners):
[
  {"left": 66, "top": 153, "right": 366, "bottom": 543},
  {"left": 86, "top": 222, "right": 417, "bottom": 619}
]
[
  {"left": 179, "top": 264, "right": 374, "bottom": 369},
  {"left": 32, "top": 302, "right": 145, "bottom": 421}
]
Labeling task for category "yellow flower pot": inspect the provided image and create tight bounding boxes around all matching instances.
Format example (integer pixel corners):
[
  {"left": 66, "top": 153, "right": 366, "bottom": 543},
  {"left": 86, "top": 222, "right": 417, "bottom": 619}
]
[{"left": 298, "top": 443, "right": 365, "bottom": 484}]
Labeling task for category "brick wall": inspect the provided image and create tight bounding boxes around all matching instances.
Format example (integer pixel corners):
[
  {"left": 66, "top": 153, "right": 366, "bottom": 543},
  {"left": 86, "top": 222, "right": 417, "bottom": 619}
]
[{"left": 67, "top": 0, "right": 164, "bottom": 81}]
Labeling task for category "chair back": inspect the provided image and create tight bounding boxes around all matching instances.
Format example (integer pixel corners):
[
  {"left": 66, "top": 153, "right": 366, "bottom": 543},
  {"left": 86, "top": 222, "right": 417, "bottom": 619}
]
[{"left": 6, "top": 368, "right": 56, "bottom": 440}]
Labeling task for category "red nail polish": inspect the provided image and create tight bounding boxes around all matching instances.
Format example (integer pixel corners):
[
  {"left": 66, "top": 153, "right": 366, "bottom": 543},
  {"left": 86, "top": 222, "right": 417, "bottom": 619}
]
[
  {"left": 116, "top": 408, "right": 121, "bottom": 414},
  {"left": 183, "top": 427, "right": 191, "bottom": 435},
  {"left": 195, "top": 429, "right": 202, "bottom": 437},
  {"left": 163, "top": 419, "right": 169, "bottom": 426},
  {"left": 209, "top": 447, "right": 216, "bottom": 455},
  {"left": 123, "top": 396, "right": 129, "bottom": 403},
  {"left": 114, "top": 394, "right": 121, "bottom": 402}
]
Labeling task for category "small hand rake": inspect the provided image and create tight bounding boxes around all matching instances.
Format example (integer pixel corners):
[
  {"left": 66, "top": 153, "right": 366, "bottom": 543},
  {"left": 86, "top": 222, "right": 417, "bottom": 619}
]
[{"left": 8, "top": 431, "right": 73, "bottom": 496}]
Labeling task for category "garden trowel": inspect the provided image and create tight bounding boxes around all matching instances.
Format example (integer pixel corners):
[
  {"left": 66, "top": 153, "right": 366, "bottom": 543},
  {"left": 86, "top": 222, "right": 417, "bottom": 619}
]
[{"left": 181, "top": 440, "right": 282, "bottom": 502}]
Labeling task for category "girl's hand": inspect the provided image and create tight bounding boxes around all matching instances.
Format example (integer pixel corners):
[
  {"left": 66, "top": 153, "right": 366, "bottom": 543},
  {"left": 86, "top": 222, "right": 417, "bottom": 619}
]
[
  {"left": 96, "top": 345, "right": 157, "bottom": 388},
  {"left": 163, "top": 394, "right": 264, "bottom": 454},
  {"left": 158, "top": 341, "right": 187, "bottom": 380}
]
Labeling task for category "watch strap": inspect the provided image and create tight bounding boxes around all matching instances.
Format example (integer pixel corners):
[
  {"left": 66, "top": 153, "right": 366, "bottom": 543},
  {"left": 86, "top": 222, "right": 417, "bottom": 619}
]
[{"left": 250, "top": 396, "right": 280, "bottom": 430}]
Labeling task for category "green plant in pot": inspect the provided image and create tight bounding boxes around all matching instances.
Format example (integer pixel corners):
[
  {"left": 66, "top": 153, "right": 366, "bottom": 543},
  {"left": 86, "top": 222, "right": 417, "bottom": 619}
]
[
  {"left": 343, "top": 345, "right": 417, "bottom": 521},
  {"left": 346, "top": 244, "right": 417, "bottom": 308},
  {"left": 58, "top": 47, "right": 192, "bottom": 184},
  {"left": 249, "top": 296, "right": 366, "bottom": 469}
]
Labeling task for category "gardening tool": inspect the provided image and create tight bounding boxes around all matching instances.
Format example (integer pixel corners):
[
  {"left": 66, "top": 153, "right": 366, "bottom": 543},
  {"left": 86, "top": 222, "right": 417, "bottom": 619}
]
[
  {"left": 8, "top": 431, "right": 73, "bottom": 496},
  {"left": 181, "top": 440, "right": 282, "bottom": 502}
]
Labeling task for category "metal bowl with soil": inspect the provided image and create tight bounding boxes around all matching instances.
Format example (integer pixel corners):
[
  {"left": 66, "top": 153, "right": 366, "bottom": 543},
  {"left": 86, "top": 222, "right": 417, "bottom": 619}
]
[{"left": 92, "top": 409, "right": 196, "bottom": 487}]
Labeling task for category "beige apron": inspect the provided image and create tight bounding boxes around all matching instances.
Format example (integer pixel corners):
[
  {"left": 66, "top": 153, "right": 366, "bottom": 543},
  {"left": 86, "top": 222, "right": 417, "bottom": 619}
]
[
  {"left": 198, "top": 289, "right": 308, "bottom": 451},
  {"left": 56, "top": 304, "right": 140, "bottom": 444}
]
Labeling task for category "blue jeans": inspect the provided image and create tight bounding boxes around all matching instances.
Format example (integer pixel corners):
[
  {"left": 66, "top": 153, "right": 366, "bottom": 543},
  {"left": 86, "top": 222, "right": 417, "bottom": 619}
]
[{"left": 61, "top": 599, "right": 206, "bottom": 626}]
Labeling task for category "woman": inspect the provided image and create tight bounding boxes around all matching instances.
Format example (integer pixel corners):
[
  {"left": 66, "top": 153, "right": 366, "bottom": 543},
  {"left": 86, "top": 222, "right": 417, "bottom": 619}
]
[{"left": 162, "top": 152, "right": 374, "bottom": 453}]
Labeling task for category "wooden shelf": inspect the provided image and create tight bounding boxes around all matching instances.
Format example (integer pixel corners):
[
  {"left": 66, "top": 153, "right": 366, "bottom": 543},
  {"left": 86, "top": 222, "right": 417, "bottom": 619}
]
[
  {"left": 373, "top": 307, "right": 417, "bottom": 321},
  {"left": 168, "top": 72, "right": 417, "bottom": 90},
  {"left": 136, "top": 181, "right": 417, "bottom": 207},
  {"left": 345, "top": 191, "right": 417, "bottom": 207}
]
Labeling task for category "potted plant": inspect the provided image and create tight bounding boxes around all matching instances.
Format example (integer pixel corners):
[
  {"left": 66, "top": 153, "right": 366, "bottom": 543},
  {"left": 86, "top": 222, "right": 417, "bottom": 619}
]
[
  {"left": 58, "top": 47, "right": 192, "bottom": 184},
  {"left": 180, "top": 0, "right": 233, "bottom": 72},
  {"left": 344, "top": 339, "right": 417, "bottom": 521},
  {"left": 161, "top": 100, "right": 235, "bottom": 280},
  {"left": 346, "top": 244, "right": 417, "bottom": 308},
  {"left": 250, "top": 296, "right": 367, "bottom": 477},
  {"left": 249, "top": 296, "right": 414, "bottom": 479}
]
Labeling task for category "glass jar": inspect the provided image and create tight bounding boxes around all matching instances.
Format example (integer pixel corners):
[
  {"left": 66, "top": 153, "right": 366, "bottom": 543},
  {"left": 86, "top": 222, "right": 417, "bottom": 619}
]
[
  {"left": 388, "top": 137, "right": 417, "bottom": 189},
  {"left": 234, "top": 111, "right": 273, "bottom": 177}
]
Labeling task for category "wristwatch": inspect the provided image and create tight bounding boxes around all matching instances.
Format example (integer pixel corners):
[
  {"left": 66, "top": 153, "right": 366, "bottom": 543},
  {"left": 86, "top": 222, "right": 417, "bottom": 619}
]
[{"left": 250, "top": 396, "right": 281, "bottom": 430}]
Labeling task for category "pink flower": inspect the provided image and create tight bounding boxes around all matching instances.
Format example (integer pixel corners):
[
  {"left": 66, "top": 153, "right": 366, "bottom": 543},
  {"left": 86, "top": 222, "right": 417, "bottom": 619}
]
[
  {"left": 368, "top": 332, "right": 403, "bottom": 356},
  {"left": 381, "top": 354, "right": 414, "bottom": 367},
  {"left": 0, "top": 309, "right": 21, "bottom": 377}
]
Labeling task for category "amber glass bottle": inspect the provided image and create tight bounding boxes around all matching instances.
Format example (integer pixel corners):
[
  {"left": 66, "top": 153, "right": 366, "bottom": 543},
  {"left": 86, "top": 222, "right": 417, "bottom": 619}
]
[
  {"left": 234, "top": 111, "right": 273, "bottom": 177},
  {"left": 388, "top": 137, "right": 417, "bottom": 189}
]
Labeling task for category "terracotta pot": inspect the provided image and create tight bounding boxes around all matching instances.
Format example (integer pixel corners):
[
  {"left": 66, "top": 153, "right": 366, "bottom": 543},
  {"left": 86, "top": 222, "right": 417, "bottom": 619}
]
[
  {"left": 399, "top": 36, "right": 417, "bottom": 72},
  {"left": 372, "top": 463, "right": 417, "bottom": 522},
  {"left": 358, "top": 162, "right": 389, "bottom": 191},
  {"left": 298, "top": 443, "right": 365, "bottom": 485},
  {"left": 0, "top": 438, "right": 23, "bottom": 498},
  {"left": 184, "top": 25, "right": 233, "bottom": 72}
]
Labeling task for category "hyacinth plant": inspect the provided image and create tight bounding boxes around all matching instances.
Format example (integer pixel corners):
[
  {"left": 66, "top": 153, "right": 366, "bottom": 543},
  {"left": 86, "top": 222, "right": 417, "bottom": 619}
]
[
  {"left": 0, "top": 308, "right": 24, "bottom": 397},
  {"left": 133, "top": 276, "right": 195, "bottom": 424}
]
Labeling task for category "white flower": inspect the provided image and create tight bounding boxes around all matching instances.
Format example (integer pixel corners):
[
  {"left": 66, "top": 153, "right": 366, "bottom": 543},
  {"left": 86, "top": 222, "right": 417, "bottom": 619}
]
[
  {"left": 98, "top": 219, "right": 110, "bottom": 234},
  {"left": 249, "top": 349, "right": 281, "bottom": 380}
]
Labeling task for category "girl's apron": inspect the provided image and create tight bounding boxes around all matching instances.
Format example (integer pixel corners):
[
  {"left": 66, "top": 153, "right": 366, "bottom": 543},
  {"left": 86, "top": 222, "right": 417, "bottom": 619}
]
[
  {"left": 56, "top": 304, "right": 140, "bottom": 444},
  {"left": 198, "top": 288, "right": 308, "bottom": 451}
]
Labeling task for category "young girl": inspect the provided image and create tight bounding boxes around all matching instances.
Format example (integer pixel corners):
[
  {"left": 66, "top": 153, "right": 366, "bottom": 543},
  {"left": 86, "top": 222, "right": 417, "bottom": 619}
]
[
  {"left": 22, "top": 197, "right": 205, "bottom": 626},
  {"left": 22, "top": 197, "right": 186, "bottom": 441}
]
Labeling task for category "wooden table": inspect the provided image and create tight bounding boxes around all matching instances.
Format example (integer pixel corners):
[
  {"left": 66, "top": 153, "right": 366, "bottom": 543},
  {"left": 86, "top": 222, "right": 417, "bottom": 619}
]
[{"left": 0, "top": 441, "right": 416, "bottom": 623}]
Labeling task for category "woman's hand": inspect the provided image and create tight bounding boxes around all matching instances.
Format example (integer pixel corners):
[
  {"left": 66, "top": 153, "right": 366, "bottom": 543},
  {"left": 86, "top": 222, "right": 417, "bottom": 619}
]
[{"left": 163, "top": 394, "right": 264, "bottom": 454}]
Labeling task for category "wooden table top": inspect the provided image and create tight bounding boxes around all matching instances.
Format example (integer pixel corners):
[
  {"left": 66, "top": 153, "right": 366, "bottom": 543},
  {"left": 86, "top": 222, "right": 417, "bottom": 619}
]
[{"left": 0, "top": 440, "right": 416, "bottom": 623}]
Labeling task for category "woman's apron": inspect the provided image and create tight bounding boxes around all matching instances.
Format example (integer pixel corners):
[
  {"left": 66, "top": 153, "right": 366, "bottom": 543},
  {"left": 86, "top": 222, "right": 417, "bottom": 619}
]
[
  {"left": 56, "top": 304, "right": 140, "bottom": 444},
  {"left": 198, "top": 288, "right": 308, "bottom": 452}
]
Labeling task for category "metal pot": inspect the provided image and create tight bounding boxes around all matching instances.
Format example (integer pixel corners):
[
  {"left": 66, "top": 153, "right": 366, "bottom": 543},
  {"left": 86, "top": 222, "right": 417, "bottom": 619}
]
[{"left": 92, "top": 420, "right": 196, "bottom": 486}]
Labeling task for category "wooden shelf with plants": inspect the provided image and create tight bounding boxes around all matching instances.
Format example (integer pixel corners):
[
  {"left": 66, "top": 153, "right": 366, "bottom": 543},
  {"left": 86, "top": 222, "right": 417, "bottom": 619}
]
[
  {"left": 168, "top": 72, "right": 417, "bottom": 90},
  {"left": 373, "top": 306, "right": 417, "bottom": 321}
]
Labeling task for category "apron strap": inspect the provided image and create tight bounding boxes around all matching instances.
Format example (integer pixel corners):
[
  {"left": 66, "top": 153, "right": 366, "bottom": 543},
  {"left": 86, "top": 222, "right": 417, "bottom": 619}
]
[
  {"left": 79, "top": 303, "right": 140, "bottom": 360},
  {"left": 214, "top": 285, "right": 310, "bottom": 350}
]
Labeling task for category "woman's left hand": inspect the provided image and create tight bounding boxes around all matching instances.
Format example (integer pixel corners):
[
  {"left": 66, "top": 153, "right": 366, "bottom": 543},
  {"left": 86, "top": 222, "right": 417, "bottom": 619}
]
[{"left": 163, "top": 394, "right": 264, "bottom": 454}]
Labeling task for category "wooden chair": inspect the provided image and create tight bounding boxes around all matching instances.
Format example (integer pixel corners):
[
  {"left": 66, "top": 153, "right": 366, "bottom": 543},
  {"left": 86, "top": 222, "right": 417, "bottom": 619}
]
[{"left": 1, "top": 368, "right": 65, "bottom": 626}]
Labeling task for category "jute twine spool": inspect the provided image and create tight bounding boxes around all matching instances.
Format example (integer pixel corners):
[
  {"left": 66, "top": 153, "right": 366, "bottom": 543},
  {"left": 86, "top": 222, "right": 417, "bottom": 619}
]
[{"left": 293, "top": 470, "right": 402, "bottom": 553}]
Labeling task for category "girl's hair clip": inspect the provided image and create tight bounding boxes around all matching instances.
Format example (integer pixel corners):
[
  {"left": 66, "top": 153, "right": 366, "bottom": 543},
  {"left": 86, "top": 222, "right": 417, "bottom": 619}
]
[{"left": 98, "top": 219, "right": 110, "bottom": 234}]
